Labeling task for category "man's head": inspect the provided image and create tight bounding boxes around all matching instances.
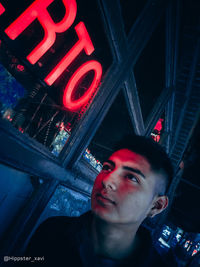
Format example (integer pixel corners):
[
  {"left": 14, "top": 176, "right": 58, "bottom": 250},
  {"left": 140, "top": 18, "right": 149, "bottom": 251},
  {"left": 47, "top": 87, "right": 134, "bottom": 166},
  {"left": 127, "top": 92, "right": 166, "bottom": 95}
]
[
  {"left": 91, "top": 135, "right": 174, "bottom": 225},
  {"left": 114, "top": 135, "right": 174, "bottom": 195}
]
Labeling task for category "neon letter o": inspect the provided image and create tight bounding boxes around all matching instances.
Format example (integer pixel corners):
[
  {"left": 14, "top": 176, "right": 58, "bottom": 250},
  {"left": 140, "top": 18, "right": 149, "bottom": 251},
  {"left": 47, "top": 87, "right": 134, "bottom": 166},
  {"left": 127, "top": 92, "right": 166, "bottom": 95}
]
[{"left": 63, "top": 60, "right": 102, "bottom": 111}]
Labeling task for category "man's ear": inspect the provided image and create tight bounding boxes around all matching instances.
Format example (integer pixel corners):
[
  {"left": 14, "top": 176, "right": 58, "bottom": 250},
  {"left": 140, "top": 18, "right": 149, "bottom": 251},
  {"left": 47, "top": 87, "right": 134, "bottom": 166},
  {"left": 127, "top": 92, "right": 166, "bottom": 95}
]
[{"left": 148, "top": 195, "right": 169, "bottom": 218}]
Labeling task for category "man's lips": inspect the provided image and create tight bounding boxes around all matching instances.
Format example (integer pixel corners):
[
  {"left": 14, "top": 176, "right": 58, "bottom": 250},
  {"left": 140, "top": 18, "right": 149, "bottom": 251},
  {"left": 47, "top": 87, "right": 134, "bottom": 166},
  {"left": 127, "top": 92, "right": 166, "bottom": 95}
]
[{"left": 96, "top": 193, "right": 116, "bottom": 205}]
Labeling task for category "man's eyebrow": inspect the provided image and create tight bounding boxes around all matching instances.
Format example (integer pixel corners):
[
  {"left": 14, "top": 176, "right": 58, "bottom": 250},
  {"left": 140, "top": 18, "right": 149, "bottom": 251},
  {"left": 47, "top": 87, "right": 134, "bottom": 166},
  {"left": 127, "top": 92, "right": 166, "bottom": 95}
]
[
  {"left": 104, "top": 160, "right": 145, "bottom": 178},
  {"left": 123, "top": 166, "right": 146, "bottom": 179}
]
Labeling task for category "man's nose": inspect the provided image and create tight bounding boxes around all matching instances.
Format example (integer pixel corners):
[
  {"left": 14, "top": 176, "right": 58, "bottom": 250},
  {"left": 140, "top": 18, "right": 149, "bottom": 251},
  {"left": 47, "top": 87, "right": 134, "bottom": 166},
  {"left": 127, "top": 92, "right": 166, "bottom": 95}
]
[{"left": 101, "top": 172, "right": 118, "bottom": 191}]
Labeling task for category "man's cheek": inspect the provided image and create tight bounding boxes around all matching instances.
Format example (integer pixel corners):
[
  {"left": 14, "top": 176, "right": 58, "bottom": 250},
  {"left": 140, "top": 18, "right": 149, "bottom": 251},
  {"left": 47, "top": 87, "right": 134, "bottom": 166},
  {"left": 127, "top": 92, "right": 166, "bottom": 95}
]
[{"left": 94, "top": 175, "right": 103, "bottom": 187}]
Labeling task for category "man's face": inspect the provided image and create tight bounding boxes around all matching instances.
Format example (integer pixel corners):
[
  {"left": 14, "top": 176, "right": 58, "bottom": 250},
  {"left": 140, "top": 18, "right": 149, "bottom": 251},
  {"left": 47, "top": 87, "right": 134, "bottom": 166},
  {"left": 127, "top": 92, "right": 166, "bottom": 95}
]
[{"left": 91, "top": 149, "right": 163, "bottom": 225}]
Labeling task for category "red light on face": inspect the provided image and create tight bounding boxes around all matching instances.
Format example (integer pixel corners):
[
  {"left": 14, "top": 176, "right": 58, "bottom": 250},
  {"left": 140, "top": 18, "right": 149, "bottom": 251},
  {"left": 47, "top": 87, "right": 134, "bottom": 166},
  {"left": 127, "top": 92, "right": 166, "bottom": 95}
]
[
  {"left": 5, "top": 0, "right": 77, "bottom": 64},
  {"left": 45, "top": 21, "right": 94, "bottom": 86},
  {"left": 63, "top": 60, "right": 102, "bottom": 111},
  {"left": 0, "top": 3, "right": 5, "bottom": 15}
]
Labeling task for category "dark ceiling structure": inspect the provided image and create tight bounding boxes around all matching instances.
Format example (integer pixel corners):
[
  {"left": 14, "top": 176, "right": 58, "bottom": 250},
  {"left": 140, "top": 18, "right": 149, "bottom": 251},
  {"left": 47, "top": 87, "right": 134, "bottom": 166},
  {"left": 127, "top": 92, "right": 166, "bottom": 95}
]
[
  {"left": 162, "top": 0, "right": 200, "bottom": 233},
  {"left": 88, "top": 0, "right": 200, "bottom": 232}
]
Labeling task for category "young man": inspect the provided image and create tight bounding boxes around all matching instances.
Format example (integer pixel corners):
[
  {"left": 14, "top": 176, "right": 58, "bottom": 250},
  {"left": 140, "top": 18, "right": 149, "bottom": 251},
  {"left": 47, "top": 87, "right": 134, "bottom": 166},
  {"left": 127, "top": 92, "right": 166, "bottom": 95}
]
[{"left": 24, "top": 135, "right": 176, "bottom": 266}]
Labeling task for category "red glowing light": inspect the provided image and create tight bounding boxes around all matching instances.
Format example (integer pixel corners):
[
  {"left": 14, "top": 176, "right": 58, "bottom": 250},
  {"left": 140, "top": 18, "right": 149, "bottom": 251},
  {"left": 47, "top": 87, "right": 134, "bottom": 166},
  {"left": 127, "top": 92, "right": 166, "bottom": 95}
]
[
  {"left": 65, "top": 122, "right": 71, "bottom": 131},
  {"left": 151, "top": 118, "right": 164, "bottom": 142},
  {"left": 45, "top": 22, "right": 95, "bottom": 86},
  {"left": 154, "top": 118, "right": 163, "bottom": 132},
  {"left": 60, "top": 122, "right": 65, "bottom": 131},
  {"left": 63, "top": 60, "right": 102, "bottom": 111},
  {"left": 16, "top": 64, "right": 25, "bottom": 72},
  {"left": 151, "top": 134, "right": 160, "bottom": 143},
  {"left": 192, "top": 249, "right": 197, "bottom": 256},
  {"left": 18, "top": 127, "right": 24, "bottom": 133},
  {"left": 0, "top": 3, "right": 5, "bottom": 15},
  {"left": 4, "top": 0, "right": 77, "bottom": 64}
]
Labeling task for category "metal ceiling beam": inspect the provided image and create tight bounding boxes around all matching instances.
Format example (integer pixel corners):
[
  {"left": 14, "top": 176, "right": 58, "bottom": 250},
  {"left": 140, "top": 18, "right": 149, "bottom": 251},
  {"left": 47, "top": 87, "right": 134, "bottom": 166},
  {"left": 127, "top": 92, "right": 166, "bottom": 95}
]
[
  {"left": 100, "top": 0, "right": 128, "bottom": 61},
  {"left": 101, "top": 0, "right": 145, "bottom": 135},
  {"left": 144, "top": 0, "right": 179, "bottom": 139},
  {"left": 180, "top": 178, "right": 200, "bottom": 191},
  {"left": 123, "top": 73, "right": 145, "bottom": 135},
  {"left": 144, "top": 86, "right": 173, "bottom": 137},
  {"left": 61, "top": 0, "right": 168, "bottom": 168},
  {"left": 155, "top": 37, "right": 200, "bottom": 230},
  {"left": 165, "top": 0, "right": 180, "bottom": 154},
  {"left": 171, "top": 38, "right": 200, "bottom": 155},
  {"left": 152, "top": 0, "right": 181, "bottom": 232},
  {"left": 103, "top": 0, "right": 145, "bottom": 136},
  {"left": 127, "top": 0, "right": 168, "bottom": 52}
]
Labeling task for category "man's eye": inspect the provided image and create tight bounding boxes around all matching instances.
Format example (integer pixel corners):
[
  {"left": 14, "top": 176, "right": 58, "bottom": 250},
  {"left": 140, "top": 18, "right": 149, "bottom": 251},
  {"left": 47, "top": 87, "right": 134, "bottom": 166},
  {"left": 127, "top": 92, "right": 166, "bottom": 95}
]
[
  {"left": 125, "top": 174, "right": 138, "bottom": 182},
  {"left": 102, "top": 164, "right": 112, "bottom": 171}
]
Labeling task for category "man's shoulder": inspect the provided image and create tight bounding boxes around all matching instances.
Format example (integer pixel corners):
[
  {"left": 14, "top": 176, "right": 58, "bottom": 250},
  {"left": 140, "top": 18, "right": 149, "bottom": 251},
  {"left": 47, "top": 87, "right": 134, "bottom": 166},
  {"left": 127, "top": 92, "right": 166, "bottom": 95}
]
[
  {"left": 31, "top": 215, "right": 78, "bottom": 239},
  {"left": 38, "top": 214, "right": 80, "bottom": 230},
  {"left": 35, "top": 210, "right": 91, "bottom": 234},
  {"left": 25, "top": 211, "right": 91, "bottom": 256}
]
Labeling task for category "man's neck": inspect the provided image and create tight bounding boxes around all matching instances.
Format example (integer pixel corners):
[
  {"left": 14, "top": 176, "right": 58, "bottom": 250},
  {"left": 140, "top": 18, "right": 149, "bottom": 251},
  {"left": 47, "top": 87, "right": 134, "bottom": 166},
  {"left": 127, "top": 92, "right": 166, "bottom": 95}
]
[{"left": 91, "top": 215, "right": 141, "bottom": 260}]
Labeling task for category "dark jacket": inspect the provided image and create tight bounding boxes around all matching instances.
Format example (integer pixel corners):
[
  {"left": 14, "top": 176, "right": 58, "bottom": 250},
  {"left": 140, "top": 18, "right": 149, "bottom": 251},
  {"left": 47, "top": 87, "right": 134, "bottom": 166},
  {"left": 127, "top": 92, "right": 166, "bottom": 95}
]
[{"left": 20, "top": 211, "right": 177, "bottom": 266}]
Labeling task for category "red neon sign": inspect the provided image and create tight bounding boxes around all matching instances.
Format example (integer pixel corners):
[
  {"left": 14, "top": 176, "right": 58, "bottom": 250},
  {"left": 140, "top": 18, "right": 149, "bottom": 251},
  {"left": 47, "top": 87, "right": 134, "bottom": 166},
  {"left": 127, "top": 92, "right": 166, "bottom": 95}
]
[
  {"left": 3, "top": 0, "right": 103, "bottom": 112},
  {"left": 45, "top": 22, "right": 94, "bottom": 86},
  {"left": 63, "top": 60, "right": 102, "bottom": 111},
  {"left": 5, "top": 0, "right": 77, "bottom": 64},
  {"left": 0, "top": 3, "right": 5, "bottom": 15}
]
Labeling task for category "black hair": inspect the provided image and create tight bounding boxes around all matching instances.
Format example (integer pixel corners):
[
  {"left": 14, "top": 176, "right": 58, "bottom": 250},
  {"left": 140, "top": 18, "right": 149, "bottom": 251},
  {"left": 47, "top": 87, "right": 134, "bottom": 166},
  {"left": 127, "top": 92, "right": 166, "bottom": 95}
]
[{"left": 114, "top": 135, "right": 174, "bottom": 195}]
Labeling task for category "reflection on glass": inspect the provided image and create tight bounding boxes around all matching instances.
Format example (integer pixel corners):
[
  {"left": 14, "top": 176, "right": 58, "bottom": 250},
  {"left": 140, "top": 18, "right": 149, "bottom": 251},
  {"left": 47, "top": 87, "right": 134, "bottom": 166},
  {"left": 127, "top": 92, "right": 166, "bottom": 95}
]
[
  {"left": 83, "top": 148, "right": 102, "bottom": 172},
  {"left": 0, "top": 0, "right": 113, "bottom": 157},
  {"left": 0, "top": 64, "right": 25, "bottom": 113},
  {"left": 38, "top": 185, "right": 90, "bottom": 222},
  {"left": 51, "top": 122, "right": 71, "bottom": 156},
  {"left": 156, "top": 224, "right": 200, "bottom": 262},
  {"left": 119, "top": 0, "right": 148, "bottom": 35},
  {"left": 0, "top": 50, "right": 97, "bottom": 156}
]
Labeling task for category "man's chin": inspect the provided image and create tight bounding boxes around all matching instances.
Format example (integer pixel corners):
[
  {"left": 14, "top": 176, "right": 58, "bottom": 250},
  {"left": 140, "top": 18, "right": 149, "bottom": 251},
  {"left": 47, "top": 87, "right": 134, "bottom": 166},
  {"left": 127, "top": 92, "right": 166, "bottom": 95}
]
[{"left": 92, "top": 206, "right": 117, "bottom": 223}]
